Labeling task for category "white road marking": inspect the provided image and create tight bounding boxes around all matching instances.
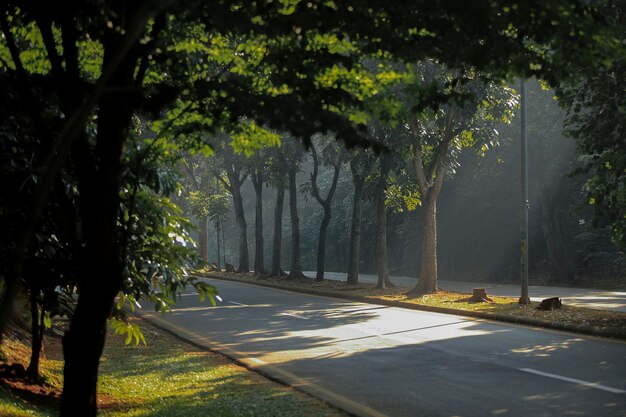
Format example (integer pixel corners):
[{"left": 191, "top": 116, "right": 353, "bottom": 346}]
[
  {"left": 519, "top": 368, "right": 626, "bottom": 394},
  {"left": 281, "top": 312, "right": 309, "bottom": 320},
  {"left": 228, "top": 301, "right": 248, "bottom": 306},
  {"left": 178, "top": 292, "right": 199, "bottom": 296},
  {"left": 250, "top": 357, "right": 266, "bottom": 365}
]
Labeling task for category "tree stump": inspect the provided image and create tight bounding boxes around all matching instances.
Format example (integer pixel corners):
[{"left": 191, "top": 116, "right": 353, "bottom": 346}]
[
  {"left": 469, "top": 288, "right": 493, "bottom": 302},
  {"left": 536, "top": 297, "right": 562, "bottom": 311}
]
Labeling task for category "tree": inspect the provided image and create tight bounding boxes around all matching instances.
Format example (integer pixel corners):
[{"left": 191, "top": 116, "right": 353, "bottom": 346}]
[
  {"left": 346, "top": 149, "right": 372, "bottom": 284},
  {"left": 266, "top": 143, "right": 290, "bottom": 277},
  {"left": 0, "top": 1, "right": 608, "bottom": 414},
  {"left": 309, "top": 137, "right": 346, "bottom": 281},
  {"left": 404, "top": 62, "right": 517, "bottom": 296},
  {"left": 285, "top": 138, "right": 308, "bottom": 280},
  {"left": 558, "top": 0, "right": 626, "bottom": 250}
]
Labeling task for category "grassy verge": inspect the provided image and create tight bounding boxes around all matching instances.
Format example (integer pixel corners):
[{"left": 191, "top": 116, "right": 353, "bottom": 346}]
[
  {"left": 199, "top": 272, "right": 626, "bottom": 339},
  {"left": 0, "top": 318, "right": 348, "bottom": 417}
]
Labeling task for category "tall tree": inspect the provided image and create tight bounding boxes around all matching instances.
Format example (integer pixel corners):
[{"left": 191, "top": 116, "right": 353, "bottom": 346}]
[
  {"left": 346, "top": 150, "right": 371, "bottom": 284},
  {"left": 405, "top": 62, "right": 516, "bottom": 296},
  {"left": 0, "top": 1, "right": 607, "bottom": 414},
  {"left": 310, "top": 138, "right": 345, "bottom": 281},
  {"left": 267, "top": 145, "right": 289, "bottom": 276}
]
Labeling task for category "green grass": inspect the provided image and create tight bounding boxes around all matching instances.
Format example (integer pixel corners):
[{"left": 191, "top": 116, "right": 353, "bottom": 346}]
[{"left": 1, "top": 321, "right": 346, "bottom": 417}]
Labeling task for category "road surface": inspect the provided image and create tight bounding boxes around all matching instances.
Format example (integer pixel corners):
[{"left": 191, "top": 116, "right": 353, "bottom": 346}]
[
  {"left": 302, "top": 271, "right": 626, "bottom": 312},
  {"left": 140, "top": 278, "right": 626, "bottom": 417}
]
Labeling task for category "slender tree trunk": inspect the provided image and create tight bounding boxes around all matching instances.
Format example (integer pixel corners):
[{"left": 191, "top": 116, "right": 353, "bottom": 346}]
[
  {"left": 287, "top": 167, "right": 304, "bottom": 278},
  {"left": 376, "top": 166, "right": 390, "bottom": 289},
  {"left": 215, "top": 220, "right": 221, "bottom": 270},
  {"left": 27, "top": 289, "right": 43, "bottom": 380},
  {"left": 411, "top": 195, "right": 438, "bottom": 295},
  {"left": 252, "top": 175, "right": 266, "bottom": 274},
  {"left": 347, "top": 175, "right": 364, "bottom": 284},
  {"left": 271, "top": 183, "right": 286, "bottom": 276},
  {"left": 316, "top": 204, "right": 331, "bottom": 281},
  {"left": 539, "top": 194, "right": 574, "bottom": 284},
  {"left": 199, "top": 215, "right": 209, "bottom": 263}
]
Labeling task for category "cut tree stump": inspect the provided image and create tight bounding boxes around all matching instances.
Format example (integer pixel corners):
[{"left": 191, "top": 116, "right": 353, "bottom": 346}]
[
  {"left": 469, "top": 288, "right": 493, "bottom": 302},
  {"left": 536, "top": 297, "right": 562, "bottom": 311},
  {"left": 456, "top": 288, "right": 493, "bottom": 303}
]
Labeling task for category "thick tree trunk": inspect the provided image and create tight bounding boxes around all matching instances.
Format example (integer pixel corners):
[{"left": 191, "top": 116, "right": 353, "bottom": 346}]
[
  {"left": 410, "top": 196, "right": 438, "bottom": 295},
  {"left": 376, "top": 168, "right": 390, "bottom": 289},
  {"left": 287, "top": 167, "right": 304, "bottom": 278},
  {"left": 316, "top": 205, "right": 331, "bottom": 281},
  {"left": 252, "top": 175, "right": 266, "bottom": 274},
  {"left": 271, "top": 184, "right": 285, "bottom": 276},
  {"left": 230, "top": 181, "right": 249, "bottom": 273},
  {"left": 347, "top": 175, "right": 364, "bottom": 284},
  {"left": 199, "top": 215, "right": 209, "bottom": 263},
  {"left": 61, "top": 31, "right": 132, "bottom": 412},
  {"left": 61, "top": 288, "right": 115, "bottom": 417}
]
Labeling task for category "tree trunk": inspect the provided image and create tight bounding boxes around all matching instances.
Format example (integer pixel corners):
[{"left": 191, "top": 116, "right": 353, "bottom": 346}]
[
  {"left": 199, "top": 215, "right": 209, "bottom": 263},
  {"left": 287, "top": 167, "right": 304, "bottom": 278},
  {"left": 410, "top": 195, "right": 439, "bottom": 296},
  {"left": 376, "top": 166, "right": 390, "bottom": 289},
  {"left": 271, "top": 183, "right": 285, "bottom": 276},
  {"left": 215, "top": 220, "right": 221, "bottom": 270},
  {"left": 347, "top": 174, "right": 364, "bottom": 284},
  {"left": 540, "top": 198, "right": 574, "bottom": 284},
  {"left": 27, "top": 290, "right": 43, "bottom": 380},
  {"left": 252, "top": 174, "right": 266, "bottom": 274},
  {"left": 316, "top": 204, "right": 331, "bottom": 281},
  {"left": 229, "top": 178, "right": 249, "bottom": 273},
  {"left": 61, "top": 30, "right": 133, "bottom": 412},
  {"left": 61, "top": 289, "right": 114, "bottom": 417}
]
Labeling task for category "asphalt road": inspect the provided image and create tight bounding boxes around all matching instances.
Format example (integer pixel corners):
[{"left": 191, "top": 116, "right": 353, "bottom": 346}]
[
  {"left": 140, "top": 278, "right": 626, "bottom": 417},
  {"left": 302, "top": 271, "right": 626, "bottom": 312}
]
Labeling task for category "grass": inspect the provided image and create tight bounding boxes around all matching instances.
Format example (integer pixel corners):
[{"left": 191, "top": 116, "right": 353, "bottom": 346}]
[
  {"left": 201, "top": 272, "right": 626, "bottom": 338},
  {"left": 0, "top": 319, "right": 347, "bottom": 417}
]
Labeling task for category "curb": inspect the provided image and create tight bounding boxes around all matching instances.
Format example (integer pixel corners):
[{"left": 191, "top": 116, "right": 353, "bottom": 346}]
[{"left": 198, "top": 273, "right": 626, "bottom": 341}]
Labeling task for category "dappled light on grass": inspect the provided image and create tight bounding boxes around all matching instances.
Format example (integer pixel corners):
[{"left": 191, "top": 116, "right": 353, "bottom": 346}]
[{"left": 97, "top": 321, "right": 346, "bottom": 417}]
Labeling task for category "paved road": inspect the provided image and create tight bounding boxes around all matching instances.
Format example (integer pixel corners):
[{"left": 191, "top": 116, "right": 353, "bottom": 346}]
[
  {"left": 141, "top": 278, "right": 626, "bottom": 417},
  {"left": 302, "top": 271, "right": 626, "bottom": 312}
]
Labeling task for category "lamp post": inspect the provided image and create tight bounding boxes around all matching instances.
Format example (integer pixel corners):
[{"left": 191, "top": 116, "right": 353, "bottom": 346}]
[{"left": 519, "top": 79, "right": 531, "bottom": 304}]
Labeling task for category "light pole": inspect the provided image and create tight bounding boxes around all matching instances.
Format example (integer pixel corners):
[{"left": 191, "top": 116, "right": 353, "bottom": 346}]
[{"left": 519, "top": 79, "right": 530, "bottom": 304}]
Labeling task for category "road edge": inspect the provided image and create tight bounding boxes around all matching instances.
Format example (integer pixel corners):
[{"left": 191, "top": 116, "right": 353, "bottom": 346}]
[
  {"left": 200, "top": 273, "right": 626, "bottom": 341},
  {"left": 135, "top": 310, "right": 391, "bottom": 417}
]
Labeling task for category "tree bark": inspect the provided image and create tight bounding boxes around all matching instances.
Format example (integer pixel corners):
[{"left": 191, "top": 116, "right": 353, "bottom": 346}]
[
  {"left": 27, "top": 289, "right": 44, "bottom": 380},
  {"left": 215, "top": 220, "right": 222, "bottom": 270},
  {"left": 61, "top": 289, "right": 115, "bottom": 417},
  {"left": 347, "top": 173, "right": 364, "bottom": 284},
  {"left": 61, "top": 16, "right": 137, "bottom": 410},
  {"left": 376, "top": 158, "right": 391, "bottom": 289},
  {"left": 271, "top": 181, "right": 286, "bottom": 276},
  {"left": 252, "top": 173, "right": 266, "bottom": 274},
  {"left": 310, "top": 145, "right": 341, "bottom": 282},
  {"left": 227, "top": 170, "right": 249, "bottom": 272},
  {"left": 287, "top": 166, "right": 304, "bottom": 279},
  {"left": 411, "top": 195, "right": 439, "bottom": 295},
  {"left": 199, "top": 215, "right": 209, "bottom": 263},
  {"left": 316, "top": 204, "right": 332, "bottom": 281}
]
